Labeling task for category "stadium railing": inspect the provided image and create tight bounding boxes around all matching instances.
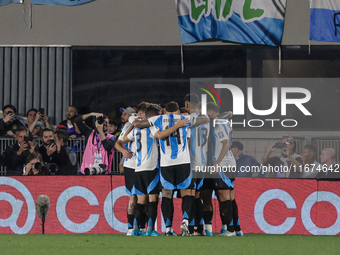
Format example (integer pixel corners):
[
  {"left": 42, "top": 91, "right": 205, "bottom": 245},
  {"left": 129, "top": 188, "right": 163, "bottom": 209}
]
[{"left": 0, "top": 137, "right": 122, "bottom": 176}]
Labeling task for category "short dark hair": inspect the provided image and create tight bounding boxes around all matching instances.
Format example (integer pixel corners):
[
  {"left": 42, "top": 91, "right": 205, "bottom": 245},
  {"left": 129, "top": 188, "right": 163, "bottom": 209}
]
[
  {"left": 137, "top": 102, "right": 150, "bottom": 113},
  {"left": 165, "top": 101, "right": 179, "bottom": 113},
  {"left": 42, "top": 128, "right": 53, "bottom": 135},
  {"left": 16, "top": 126, "right": 27, "bottom": 134},
  {"left": 3, "top": 104, "right": 17, "bottom": 114},
  {"left": 26, "top": 108, "right": 38, "bottom": 117},
  {"left": 180, "top": 107, "right": 189, "bottom": 114},
  {"left": 304, "top": 144, "right": 317, "bottom": 158},
  {"left": 145, "top": 104, "right": 162, "bottom": 118},
  {"left": 54, "top": 129, "right": 69, "bottom": 144},
  {"left": 26, "top": 152, "right": 43, "bottom": 165},
  {"left": 68, "top": 105, "right": 78, "bottom": 114},
  {"left": 184, "top": 93, "right": 199, "bottom": 106},
  {"left": 207, "top": 102, "right": 219, "bottom": 113},
  {"left": 109, "top": 119, "right": 119, "bottom": 126}
]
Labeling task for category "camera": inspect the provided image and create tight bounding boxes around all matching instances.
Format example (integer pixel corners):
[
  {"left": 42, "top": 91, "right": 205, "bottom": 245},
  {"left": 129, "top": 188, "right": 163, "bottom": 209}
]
[
  {"left": 40, "top": 163, "right": 58, "bottom": 175},
  {"left": 7, "top": 111, "right": 13, "bottom": 115},
  {"left": 97, "top": 116, "right": 105, "bottom": 125},
  {"left": 24, "top": 136, "right": 32, "bottom": 143},
  {"left": 275, "top": 142, "right": 287, "bottom": 149},
  {"left": 84, "top": 164, "right": 108, "bottom": 175},
  {"left": 32, "top": 162, "right": 42, "bottom": 170}
]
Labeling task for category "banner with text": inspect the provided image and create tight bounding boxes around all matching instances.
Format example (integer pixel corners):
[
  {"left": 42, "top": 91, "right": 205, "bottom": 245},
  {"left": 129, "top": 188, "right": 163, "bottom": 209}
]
[
  {"left": 310, "top": 0, "right": 340, "bottom": 42},
  {"left": 1, "top": 176, "right": 340, "bottom": 235},
  {"left": 176, "top": 0, "right": 286, "bottom": 46}
]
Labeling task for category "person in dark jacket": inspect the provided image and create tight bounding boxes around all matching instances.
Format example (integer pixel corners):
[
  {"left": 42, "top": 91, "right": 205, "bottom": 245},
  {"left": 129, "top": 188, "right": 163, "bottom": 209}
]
[{"left": 4, "top": 127, "right": 35, "bottom": 176}]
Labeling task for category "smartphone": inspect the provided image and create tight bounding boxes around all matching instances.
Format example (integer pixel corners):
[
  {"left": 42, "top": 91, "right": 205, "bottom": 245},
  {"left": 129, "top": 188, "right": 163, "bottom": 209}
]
[
  {"left": 39, "top": 108, "right": 45, "bottom": 115},
  {"left": 24, "top": 136, "right": 30, "bottom": 143},
  {"left": 49, "top": 139, "right": 56, "bottom": 145},
  {"left": 275, "top": 142, "right": 287, "bottom": 149}
]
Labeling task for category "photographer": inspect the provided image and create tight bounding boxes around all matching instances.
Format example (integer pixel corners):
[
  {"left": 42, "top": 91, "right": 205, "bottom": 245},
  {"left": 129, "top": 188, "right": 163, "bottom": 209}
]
[
  {"left": 0, "top": 104, "right": 27, "bottom": 137},
  {"left": 74, "top": 112, "right": 115, "bottom": 174},
  {"left": 23, "top": 153, "right": 44, "bottom": 176},
  {"left": 262, "top": 135, "right": 303, "bottom": 178},
  {"left": 4, "top": 127, "right": 35, "bottom": 176}
]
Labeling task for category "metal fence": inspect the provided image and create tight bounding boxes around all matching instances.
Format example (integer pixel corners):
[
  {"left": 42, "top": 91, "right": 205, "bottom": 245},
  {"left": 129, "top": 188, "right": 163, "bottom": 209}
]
[
  {"left": 0, "top": 137, "right": 122, "bottom": 176},
  {"left": 1, "top": 136, "right": 339, "bottom": 176}
]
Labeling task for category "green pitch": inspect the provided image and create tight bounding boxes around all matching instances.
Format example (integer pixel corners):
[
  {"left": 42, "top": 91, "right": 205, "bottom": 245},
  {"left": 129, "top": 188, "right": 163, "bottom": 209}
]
[{"left": 1, "top": 234, "right": 339, "bottom": 255}]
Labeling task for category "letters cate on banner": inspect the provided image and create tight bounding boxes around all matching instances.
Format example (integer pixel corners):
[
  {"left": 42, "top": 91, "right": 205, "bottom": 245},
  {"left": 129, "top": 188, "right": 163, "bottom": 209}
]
[
  {"left": 30, "top": 0, "right": 94, "bottom": 5},
  {"left": 0, "top": 0, "right": 22, "bottom": 6},
  {"left": 310, "top": 0, "right": 340, "bottom": 42},
  {"left": 176, "top": 0, "right": 286, "bottom": 46}
]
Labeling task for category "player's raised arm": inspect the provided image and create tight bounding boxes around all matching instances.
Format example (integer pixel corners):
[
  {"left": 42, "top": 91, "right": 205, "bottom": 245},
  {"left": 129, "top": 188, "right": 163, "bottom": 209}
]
[{"left": 154, "top": 117, "right": 189, "bottom": 140}]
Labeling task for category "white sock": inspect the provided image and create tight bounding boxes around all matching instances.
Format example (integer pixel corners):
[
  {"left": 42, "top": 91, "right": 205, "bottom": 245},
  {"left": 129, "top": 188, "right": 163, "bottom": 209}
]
[{"left": 205, "top": 224, "right": 212, "bottom": 232}]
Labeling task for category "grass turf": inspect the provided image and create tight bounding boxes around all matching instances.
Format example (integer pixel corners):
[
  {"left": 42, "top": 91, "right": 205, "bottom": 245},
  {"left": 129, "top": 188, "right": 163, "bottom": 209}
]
[{"left": 1, "top": 234, "right": 339, "bottom": 255}]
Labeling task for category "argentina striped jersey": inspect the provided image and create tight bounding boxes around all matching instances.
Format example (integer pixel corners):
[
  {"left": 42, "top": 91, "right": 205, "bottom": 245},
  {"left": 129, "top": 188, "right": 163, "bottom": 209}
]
[
  {"left": 127, "top": 126, "right": 159, "bottom": 172},
  {"left": 118, "top": 123, "right": 136, "bottom": 169},
  {"left": 149, "top": 114, "right": 190, "bottom": 167}
]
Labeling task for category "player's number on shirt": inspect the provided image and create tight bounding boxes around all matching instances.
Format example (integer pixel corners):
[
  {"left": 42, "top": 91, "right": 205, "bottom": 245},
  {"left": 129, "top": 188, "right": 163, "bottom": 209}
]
[
  {"left": 136, "top": 132, "right": 142, "bottom": 152},
  {"left": 197, "top": 127, "right": 208, "bottom": 147},
  {"left": 165, "top": 125, "right": 181, "bottom": 146}
]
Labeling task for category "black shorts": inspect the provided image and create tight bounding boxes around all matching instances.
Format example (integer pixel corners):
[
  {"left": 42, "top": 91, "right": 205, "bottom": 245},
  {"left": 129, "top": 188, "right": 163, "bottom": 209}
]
[
  {"left": 134, "top": 169, "right": 161, "bottom": 195},
  {"left": 201, "top": 175, "right": 234, "bottom": 191},
  {"left": 160, "top": 163, "right": 194, "bottom": 190},
  {"left": 124, "top": 167, "right": 135, "bottom": 196},
  {"left": 193, "top": 178, "right": 204, "bottom": 191}
]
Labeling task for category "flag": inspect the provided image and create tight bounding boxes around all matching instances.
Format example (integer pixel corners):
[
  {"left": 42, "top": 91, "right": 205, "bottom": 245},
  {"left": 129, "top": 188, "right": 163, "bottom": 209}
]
[
  {"left": 310, "top": 0, "right": 340, "bottom": 42},
  {"left": 176, "top": 0, "right": 286, "bottom": 46},
  {"left": 0, "top": 0, "right": 22, "bottom": 6},
  {"left": 31, "top": 0, "right": 94, "bottom": 5}
]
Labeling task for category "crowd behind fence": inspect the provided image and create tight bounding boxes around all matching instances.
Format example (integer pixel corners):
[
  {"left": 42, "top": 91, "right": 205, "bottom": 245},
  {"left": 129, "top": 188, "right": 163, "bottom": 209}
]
[
  {"left": 0, "top": 137, "right": 122, "bottom": 176},
  {"left": 0, "top": 137, "right": 339, "bottom": 176}
]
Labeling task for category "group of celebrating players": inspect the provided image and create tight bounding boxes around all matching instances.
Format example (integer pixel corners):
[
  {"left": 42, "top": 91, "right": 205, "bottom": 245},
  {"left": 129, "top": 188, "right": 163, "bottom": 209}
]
[{"left": 114, "top": 94, "right": 243, "bottom": 237}]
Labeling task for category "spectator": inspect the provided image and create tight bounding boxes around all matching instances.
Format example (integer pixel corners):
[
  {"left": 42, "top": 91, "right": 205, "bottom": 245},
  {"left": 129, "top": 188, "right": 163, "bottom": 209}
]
[
  {"left": 26, "top": 108, "right": 52, "bottom": 135},
  {"left": 56, "top": 105, "right": 82, "bottom": 138},
  {"left": 52, "top": 130, "right": 77, "bottom": 175},
  {"left": 300, "top": 145, "right": 321, "bottom": 178},
  {"left": 4, "top": 127, "right": 35, "bottom": 176},
  {"left": 262, "top": 135, "right": 303, "bottom": 178},
  {"left": 108, "top": 119, "right": 119, "bottom": 136},
  {"left": 230, "top": 141, "right": 263, "bottom": 177},
  {"left": 37, "top": 128, "right": 56, "bottom": 164},
  {"left": 23, "top": 153, "right": 44, "bottom": 176},
  {"left": 74, "top": 112, "right": 115, "bottom": 174},
  {"left": 117, "top": 106, "right": 136, "bottom": 136},
  {"left": 0, "top": 104, "right": 27, "bottom": 137},
  {"left": 316, "top": 148, "right": 339, "bottom": 179}
]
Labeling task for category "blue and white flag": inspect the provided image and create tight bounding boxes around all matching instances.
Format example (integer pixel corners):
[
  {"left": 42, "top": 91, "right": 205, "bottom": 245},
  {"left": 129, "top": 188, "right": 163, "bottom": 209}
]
[
  {"left": 31, "top": 0, "right": 94, "bottom": 5},
  {"left": 310, "top": 0, "right": 340, "bottom": 42},
  {"left": 176, "top": 0, "right": 286, "bottom": 46},
  {"left": 0, "top": 0, "right": 22, "bottom": 6}
]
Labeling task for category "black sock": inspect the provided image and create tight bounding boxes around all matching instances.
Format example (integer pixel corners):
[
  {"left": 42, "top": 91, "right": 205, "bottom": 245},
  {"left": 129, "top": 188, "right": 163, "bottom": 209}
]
[
  {"left": 219, "top": 200, "right": 234, "bottom": 232},
  {"left": 127, "top": 214, "right": 134, "bottom": 229},
  {"left": 203, "top": 211, "right": 213, "bottom": 225},
  {"left": 182, "top": 195, "right": 195, "bottom": 234},
  {"left": 232, "top": 200, "right": 241, "bottom": 231},
  {"left": 162, "top": 197, "right": 173, "bottom": 228},
  {"left": 133, "top": 203, "right": 146, "bottom": 229},
  {"left": 147, "top": 201, "right": 158, "bottom": 231},
  {"left": 195, "top": 198, "right": 204, "bottom": 233}
]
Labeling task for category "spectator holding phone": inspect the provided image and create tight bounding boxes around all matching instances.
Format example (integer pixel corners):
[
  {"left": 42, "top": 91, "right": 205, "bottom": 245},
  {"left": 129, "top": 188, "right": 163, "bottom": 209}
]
[
  {"left": 26, "top": 108, "right": 52, "bottom": 136},
  {"left": 37, "top": 128, "right": 57, "bottom": 163},
  {"left": 4, "top": 127, "right": 35, "bottom": 176},
  {"left": 262, "top": 135, "right": 303, "bottom": 178},
  {"left": 0, "top": 104, "right": 27, "bottom": 137}
]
